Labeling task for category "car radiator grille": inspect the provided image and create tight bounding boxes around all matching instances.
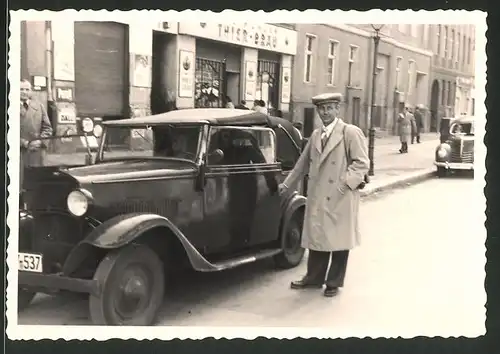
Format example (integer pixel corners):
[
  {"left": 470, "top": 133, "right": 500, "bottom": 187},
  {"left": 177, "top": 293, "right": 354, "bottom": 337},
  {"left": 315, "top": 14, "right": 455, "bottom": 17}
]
[{"left": 449, "top": 139, "right": 474, "bottom": 163}]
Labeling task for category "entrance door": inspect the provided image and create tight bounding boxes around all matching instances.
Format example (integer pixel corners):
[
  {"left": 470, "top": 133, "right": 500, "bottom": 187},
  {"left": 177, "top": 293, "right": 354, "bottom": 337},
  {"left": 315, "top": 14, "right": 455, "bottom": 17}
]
[
  {"left": 257, "top": 60, "right": 280, "bottom": 116},
  {"left": 352, "top": 97, "right": 361, "bottom": 128},
  {"left": 430, "top": 80, "right": 440, "bottom": 132}
]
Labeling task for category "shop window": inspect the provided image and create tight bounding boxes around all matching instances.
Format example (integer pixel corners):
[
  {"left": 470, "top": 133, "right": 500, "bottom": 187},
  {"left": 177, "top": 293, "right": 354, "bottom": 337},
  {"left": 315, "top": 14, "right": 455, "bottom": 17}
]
[{"left": 195, "top": 58, "right": 225, "bottom": 108}]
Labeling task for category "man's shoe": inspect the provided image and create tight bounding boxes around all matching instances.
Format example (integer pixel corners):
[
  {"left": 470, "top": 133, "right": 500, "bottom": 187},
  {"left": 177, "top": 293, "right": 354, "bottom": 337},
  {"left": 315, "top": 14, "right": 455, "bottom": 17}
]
[
  {"left": 290, "top": 279, "right": 323, "bottom": 289},
  {"left": 324, "top": 287, "right": 339, "bottom": 297}
]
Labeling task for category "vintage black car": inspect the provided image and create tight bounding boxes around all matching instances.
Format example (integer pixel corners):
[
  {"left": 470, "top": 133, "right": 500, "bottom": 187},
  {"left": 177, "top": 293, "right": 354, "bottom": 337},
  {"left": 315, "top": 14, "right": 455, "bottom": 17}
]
[
  {"left": 18, "top": 109, "right": 307, "bottom": 325},
  {"left": 434, "top": 115, "right": 475, "bottom": 177}
]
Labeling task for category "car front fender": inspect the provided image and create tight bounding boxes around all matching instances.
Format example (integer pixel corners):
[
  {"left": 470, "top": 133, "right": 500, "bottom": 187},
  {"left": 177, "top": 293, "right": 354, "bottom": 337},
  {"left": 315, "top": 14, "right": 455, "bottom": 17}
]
[
  {"left": 62, "top": 213, "right": 214, "bottom": 274},
  {"left": 19, "top": 211, "right": 36, "bottom": 250},
  {"left": 280, "top": 192, "right": 306, "bottom": 249}
]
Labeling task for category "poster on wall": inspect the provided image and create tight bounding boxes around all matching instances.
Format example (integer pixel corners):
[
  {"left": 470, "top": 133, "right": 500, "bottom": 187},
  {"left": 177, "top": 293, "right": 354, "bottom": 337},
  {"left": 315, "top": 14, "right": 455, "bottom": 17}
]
[
  {"left": 133, "top": 54, "right": 151, "bottom": 88},
  {"left": 245, "top": 61, "right": 257, "bottom": 82},
  {"left": 52, "top": 21, "right": 75, "bottom": 81},
  {"left": 281, "top": 66, "right": 291, "bottom": 104},
  {"left": 178, "top": 50, "right": 195, "bottom": 98}
]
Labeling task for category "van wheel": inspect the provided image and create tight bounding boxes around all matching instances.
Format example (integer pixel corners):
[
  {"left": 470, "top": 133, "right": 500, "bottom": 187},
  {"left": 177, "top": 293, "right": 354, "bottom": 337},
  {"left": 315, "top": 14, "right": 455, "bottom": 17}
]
[
  {"left": 274, "top": 213, "right": 305, "bottom": 269},
  {"left": 18, "top": 288, "right": 35, "bottom": 312},
  {"left": 89, "top": 244, "right": 165, "bottom": 326}
]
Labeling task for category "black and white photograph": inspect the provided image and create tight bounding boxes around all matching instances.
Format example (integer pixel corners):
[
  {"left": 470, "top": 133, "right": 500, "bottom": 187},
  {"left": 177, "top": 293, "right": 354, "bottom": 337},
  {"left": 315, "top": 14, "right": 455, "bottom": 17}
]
[{"left": 6, "top": 10, "right": 486, "bottom": 341}]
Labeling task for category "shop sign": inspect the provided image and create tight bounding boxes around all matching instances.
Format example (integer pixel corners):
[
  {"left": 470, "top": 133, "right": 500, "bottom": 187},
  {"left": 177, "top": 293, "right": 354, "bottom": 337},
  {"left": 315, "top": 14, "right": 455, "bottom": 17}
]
[
  {"left": 178, "top": 50, "right": 195, "bottom": 98},
  {"left": 245, "top": 61, "right": 257, "bottom": 82},
  {"left": 56, "top": 87, "right": 74, "bottom": 102},
  {"left": 280, "top": 66, "right": 291, "bottom": 104},
  {"left": 57, "top": 107, "right": 77, "bottom": 124},
  {"left": 178, "top": 23, "right": 297, "bottom": 55},
  {"left": 52, "top": 20, "right": 75, "bottom": 81}
]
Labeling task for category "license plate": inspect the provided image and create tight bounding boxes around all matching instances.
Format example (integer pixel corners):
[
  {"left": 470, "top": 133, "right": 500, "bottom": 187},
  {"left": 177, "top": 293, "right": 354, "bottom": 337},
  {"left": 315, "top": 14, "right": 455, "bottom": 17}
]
[{"left": 18, "top": 253, "right": 43, "bottom": 273}]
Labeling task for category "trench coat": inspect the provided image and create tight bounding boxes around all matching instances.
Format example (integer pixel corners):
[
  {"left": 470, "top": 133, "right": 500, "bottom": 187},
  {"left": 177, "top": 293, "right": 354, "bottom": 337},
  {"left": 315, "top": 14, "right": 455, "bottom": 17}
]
[
  {"left": 283, "top": 119, "right": 370, "bottom": 252},
  {"left": 398, "top": 113, "right": 412, "bottom": 143},
  {"left": 20, "top": 100, "right": 53, "bottom": 184},
  {"left": 414, "top": 110, "right": 424, "bottom": 135}
]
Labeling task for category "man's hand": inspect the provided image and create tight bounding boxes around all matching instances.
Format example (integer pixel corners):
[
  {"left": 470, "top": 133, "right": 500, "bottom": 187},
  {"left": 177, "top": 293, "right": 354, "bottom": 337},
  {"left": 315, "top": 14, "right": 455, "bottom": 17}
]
[
  {"left": 28, "top": 140, "right": 42, "bottom": 150},
  {"left": 278, "top": 183, "right": 288, "bottom": 196}
]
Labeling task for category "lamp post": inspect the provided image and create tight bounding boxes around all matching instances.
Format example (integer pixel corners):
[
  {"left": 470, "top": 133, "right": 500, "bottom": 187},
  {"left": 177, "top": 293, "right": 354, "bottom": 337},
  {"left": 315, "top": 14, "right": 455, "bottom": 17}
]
[{"left": 368, "top": 24, "right": 384, "bottom": 177}]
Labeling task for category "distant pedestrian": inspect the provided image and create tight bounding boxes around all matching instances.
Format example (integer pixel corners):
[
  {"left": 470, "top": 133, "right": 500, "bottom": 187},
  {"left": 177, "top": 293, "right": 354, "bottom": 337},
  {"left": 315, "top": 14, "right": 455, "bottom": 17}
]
[
  {"left": 225, "top": 96, "right": 235, "bottom": 109},
  {"left": 20, "top": 79, "right": 53, "bottom": 187},
  {"left": 398, "top": 106, "right": 412, "bottom": 153},
  {"left": 235, "top": 100, "right": 249, "bottom": 110},
  {"left": 252, "top": 100, "right": 268, "bottom": 114},
  {"left": 278, "top": 92, "right": 369, "bottom": 298},
  {"left": 413, "top": 104, "right": 424, "bottom": 143}
]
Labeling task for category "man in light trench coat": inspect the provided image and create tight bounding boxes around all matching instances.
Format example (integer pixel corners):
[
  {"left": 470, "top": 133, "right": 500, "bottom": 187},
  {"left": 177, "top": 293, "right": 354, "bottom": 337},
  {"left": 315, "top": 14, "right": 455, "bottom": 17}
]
[
  {"left": 278, "top": 92, "right": 369, "bottom": 297},
  {"left": 20, "top": 79, "right": 53, "bottom": 188}
]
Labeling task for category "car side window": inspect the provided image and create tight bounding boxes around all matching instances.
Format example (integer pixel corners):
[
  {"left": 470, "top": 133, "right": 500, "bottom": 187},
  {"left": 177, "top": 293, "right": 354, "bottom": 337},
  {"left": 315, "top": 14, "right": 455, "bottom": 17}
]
[{"left": 207, "top": 127, "right": 276, "bottom": 166}]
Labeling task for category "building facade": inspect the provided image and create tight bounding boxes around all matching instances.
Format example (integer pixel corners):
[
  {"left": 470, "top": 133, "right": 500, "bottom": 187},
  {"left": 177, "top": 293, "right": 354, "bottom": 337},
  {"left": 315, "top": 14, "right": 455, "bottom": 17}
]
[
  {"left": 424, "top": 24, "right": 476, "bottom": 132},
  {"left": 20, "top": 21, "right": 298, "bottom": 146},
  {"left": 291, "top": 24, "right": 433, "bottom": 136}
]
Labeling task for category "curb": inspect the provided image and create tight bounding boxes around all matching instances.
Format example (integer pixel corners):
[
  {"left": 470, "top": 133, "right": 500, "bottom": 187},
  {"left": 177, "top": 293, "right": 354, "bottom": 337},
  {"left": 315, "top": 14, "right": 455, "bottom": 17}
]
[{"left": 360, "top": 168, "right": 436, "bottom": 198}]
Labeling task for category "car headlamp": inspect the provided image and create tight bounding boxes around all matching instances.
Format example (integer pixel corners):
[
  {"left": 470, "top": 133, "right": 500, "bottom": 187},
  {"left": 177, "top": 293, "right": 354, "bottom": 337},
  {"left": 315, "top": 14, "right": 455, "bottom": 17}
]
[
  {"left": 437, "top": 148, "right": 447, "bottom": 158},
  {"left": 67, "top": 190, "right": 89, "bottom": 216},
  {"left": 82, "top": 118, "right": 94, "bottom": 134}
]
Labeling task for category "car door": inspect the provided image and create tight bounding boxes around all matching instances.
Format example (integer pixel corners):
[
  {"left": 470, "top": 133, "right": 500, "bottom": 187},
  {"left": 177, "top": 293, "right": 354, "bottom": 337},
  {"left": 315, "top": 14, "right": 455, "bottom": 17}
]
[{"left": 274, "top": 126, "right": 304, "bottom": 195}]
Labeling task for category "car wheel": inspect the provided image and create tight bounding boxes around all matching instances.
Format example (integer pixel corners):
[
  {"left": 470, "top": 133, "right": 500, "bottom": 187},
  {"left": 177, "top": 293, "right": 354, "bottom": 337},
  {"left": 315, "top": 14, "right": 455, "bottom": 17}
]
[
  {"left": 18, "top": 288, "right": 36, "bottom": 312},
  {"left": 437, "top": 167, "right": 448, "bottom": 178},
  {"left": 274, "top": 213, "right": 305, "bottom": 269},
  {"left": 89, "top": 244, "right": 165, "bottom": 326}
]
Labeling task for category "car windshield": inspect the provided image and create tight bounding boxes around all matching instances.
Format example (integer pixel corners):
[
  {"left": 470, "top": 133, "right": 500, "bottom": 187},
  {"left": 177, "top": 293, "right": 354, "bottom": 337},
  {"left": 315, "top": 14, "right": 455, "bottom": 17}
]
[
  {"left": 100, "top": 124, "right": 202, "bottom": 161},
  {"left": 23, "top": 135, "right": 96, "bottom": 167},
  {"left": 451, "top": 122, "right": 474, "bottom": 135}
]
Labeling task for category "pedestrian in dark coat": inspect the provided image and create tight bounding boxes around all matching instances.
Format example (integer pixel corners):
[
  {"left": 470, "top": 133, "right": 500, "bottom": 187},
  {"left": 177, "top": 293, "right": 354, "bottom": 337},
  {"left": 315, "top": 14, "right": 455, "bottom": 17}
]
[
  {"left": 413, "top": 105, "right": 424, "bottom": 143},
  {"left": 235, "top": 100, "right": 249, "bottom": 109},
  {"left": 20, "top": 80, "right": 53, "bottom": 187},
  {"left": 278, "top": 92, "right": 370, "bottom": 297},
  {"left": 398, "top": 106, "right": 412, "bottom": 153}
]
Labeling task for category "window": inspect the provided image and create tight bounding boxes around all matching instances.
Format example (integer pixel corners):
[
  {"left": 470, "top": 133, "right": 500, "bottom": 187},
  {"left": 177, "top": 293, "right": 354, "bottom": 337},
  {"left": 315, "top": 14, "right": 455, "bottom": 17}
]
[
  {"left": 207, "top": 127, "right": 276, "bottom": 166},
  {"left": 395, "top": 57, "right": 402, "bottom": 91},
  {"left": 444, "top": 26, "right": 449, "bottom": 59},
  {"left": 423, "top": 25, "right": 430, "bottom": 46},
  {"left": 462, "top": 34, "right": 467, "bottom": 68},
  {"left": 304, "top": 35, "right": 315, "bottom": 83},
  {"left": 348, "top": 45, "right": 359, "bottom": 87},
  {"left": 407, "top": 60, "right": 415, "bottom": 96},
  {"left": 437, "top": 25, "right": 442, "bottom": 56},
  {"left": 327, "top": 40, "right": 339, "bottom": 86},
  {"left": 450, "top": 29, "right": 455, "bottom": 61},
  {"left": 467, "top": 37, "right": 471, "bottom": 65},
  {"left": 273, "top": 127, "right": 300, "bottom": 171},
  {"left": 410, "top": 24, "right": 417, "bottom": 37},
  {"left": 457, "top": 33, "right": 461, "bottom": 64}
]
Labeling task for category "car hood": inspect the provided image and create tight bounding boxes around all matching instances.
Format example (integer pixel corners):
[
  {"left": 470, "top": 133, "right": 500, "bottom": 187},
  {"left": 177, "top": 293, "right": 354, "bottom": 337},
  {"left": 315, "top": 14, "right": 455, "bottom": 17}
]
[{"left": 62, "top": 159, "right": 197, "bottom": 184}]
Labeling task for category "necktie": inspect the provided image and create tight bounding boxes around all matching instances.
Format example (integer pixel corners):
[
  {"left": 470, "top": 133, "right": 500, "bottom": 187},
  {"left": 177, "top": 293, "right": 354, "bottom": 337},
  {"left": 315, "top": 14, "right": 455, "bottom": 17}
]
[{"left": 321, "top": 129, "right": 328, "bottom": 151}]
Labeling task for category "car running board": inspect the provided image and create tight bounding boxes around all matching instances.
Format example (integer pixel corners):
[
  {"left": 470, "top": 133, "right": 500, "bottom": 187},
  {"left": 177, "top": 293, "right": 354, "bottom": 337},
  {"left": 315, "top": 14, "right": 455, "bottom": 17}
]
[{"left": 200, "top": 248, "right": 282, "bottom": 272}]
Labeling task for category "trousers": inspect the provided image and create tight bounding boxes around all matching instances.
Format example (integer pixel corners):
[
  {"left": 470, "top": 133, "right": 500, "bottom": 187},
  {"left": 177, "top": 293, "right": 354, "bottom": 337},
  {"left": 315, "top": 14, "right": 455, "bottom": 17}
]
[{"left": 305, "top": 249, "right": 350, "bottom": 288}]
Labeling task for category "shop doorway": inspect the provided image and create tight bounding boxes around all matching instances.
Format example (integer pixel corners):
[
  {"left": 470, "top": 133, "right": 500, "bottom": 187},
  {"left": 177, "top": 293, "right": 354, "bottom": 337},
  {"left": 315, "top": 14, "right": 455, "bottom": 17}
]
[
  {"left": 257, "top": 60, "right": 280, "bottom": 116},
  {"left": 225, "top": 72, "right": 240, "bottom": 105},
  {"left": 194, "top": 58, "right": 227, "bottom": 108},
  {"left": 430, "top": 79, "right": 440, "bottom": 132},
  {"left": 151, "top": 31, "right": 173, "bottom": 115}
]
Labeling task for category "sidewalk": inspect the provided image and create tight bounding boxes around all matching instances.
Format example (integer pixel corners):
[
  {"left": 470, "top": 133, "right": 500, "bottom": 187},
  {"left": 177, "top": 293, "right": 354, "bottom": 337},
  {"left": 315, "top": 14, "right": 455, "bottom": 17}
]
[{"left": 361, "top": 133, "right": 440, "bottom": 197}]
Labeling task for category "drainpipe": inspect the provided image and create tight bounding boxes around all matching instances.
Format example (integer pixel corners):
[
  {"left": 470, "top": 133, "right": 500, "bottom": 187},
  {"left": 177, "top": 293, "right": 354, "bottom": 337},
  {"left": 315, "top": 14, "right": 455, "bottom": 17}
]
[{"left": 45, "top": 20, "right": 53, "bottom": 102}]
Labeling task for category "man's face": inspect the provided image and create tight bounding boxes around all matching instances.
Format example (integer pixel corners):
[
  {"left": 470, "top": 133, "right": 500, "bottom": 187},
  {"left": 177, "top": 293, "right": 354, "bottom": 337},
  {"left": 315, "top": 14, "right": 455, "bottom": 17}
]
[
  {"left": 317, "top": 102, "right": 340, "bottom": 125},
  {"left": 20, "top": 81, "right": 32, "bottom": 101}
]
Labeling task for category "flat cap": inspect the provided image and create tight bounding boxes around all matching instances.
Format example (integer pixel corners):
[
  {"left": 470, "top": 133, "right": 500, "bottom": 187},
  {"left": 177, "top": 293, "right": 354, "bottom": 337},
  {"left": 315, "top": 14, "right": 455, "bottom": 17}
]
[{"left": 312, "top": 92, "right": 343, "bottom": 106}]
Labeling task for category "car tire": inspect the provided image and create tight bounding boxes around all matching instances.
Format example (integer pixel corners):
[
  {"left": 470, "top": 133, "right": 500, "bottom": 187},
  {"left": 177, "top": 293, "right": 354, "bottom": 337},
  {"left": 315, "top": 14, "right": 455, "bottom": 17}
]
[
  {"left": 89, "top": 244, "right": 165, "bottom": 326},
  {"left": 437, "top": 166, "right": 448, "bottom": 178},
  {"left": 274, "top": 213, "right": 305, "bottom": 269},
  {"left": 18, "top": 288, "right": 35, "bottom": 312}
]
